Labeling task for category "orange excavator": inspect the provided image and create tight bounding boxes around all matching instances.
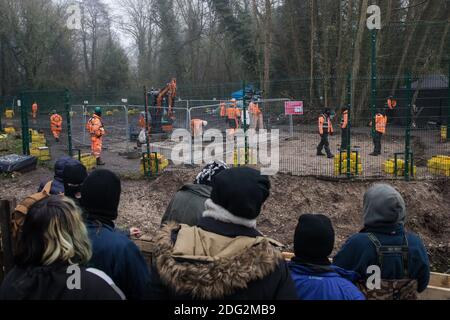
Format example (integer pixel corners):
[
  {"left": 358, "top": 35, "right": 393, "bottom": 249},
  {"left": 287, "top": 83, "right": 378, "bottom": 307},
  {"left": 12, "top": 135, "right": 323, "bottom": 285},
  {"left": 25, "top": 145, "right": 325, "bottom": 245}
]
[{"left": 148, "top": 78, "right": 177, "bottom": 134}]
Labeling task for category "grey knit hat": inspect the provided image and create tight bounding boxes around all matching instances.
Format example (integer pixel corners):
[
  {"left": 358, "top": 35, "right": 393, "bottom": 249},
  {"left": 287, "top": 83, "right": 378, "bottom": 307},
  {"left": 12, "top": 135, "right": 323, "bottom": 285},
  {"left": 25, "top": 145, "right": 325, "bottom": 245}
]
[{"left": 363, "top": 184, "right": 406, "bottom": 227}]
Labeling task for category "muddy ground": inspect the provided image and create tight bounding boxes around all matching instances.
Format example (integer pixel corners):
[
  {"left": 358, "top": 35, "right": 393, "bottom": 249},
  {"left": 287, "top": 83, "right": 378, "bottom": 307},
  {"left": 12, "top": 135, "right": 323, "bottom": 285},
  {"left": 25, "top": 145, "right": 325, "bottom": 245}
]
[{"left": 1, "top": 165, "right": 449, "bottom": 273}]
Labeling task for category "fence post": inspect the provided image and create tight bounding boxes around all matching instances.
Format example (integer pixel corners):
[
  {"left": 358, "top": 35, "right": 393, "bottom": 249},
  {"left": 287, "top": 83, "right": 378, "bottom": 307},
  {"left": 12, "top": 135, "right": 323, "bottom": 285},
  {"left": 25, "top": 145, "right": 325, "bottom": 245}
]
[
  {"left": 65, "top": 89, "right": 73, "bottom": 157},
  {"left": 123, "top": 103, "right": 130, "bottom": 152},
  {"left": 19, "top": 94, "right": 30, "bottom": 155},
  {"left": 405, "top": 73, "right": 412, "bottom": 181},
  {"left": 143, "top": 86, "right": 152, "bottom": 177},
  {"left": 242, "top": 81, "right": 249, "bottom": 165},
  {"left": 0, "top": 102, "right": 3, "bottom": 132},
  {"left": 447, "top": 60, "right": 450, "bottom": 141},
  {"left": 370, "top": 29, "right": 378, "bottom": 138},
  {"left": 346, "top": 73, "right": 352, "bottom": 179},
  {"left": 186, "top": 100, "right": 190, "bottom": 130},
  {"left": 0, "top": 199, "right": 15, "bottom": 279}
]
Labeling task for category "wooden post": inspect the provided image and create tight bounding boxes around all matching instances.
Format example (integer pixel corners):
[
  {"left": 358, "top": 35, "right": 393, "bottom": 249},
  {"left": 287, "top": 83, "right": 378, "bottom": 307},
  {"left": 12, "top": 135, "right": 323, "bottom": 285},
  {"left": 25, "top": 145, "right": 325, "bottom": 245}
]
[{"left": 0, "top": 199, "right": 15, "bottom": 280}]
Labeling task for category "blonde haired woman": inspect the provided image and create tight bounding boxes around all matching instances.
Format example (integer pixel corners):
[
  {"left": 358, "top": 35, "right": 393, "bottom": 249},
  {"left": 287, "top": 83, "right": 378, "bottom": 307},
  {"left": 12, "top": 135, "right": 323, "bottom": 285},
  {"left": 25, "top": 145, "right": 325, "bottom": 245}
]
[{"left": 0, "top": 196, "right": 125, "bottom": 300}]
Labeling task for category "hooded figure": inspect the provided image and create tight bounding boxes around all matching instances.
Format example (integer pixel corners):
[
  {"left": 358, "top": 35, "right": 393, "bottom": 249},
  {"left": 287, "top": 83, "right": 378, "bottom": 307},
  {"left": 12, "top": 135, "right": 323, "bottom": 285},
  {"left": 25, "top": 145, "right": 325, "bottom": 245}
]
[
  {"left": 334, "top": 184, "right": 430, "bottom": 299},
  {"left": 161, "top": 161, "right": 229, "bottom": 227},
  {"left": 147, "top": 167, "right": 298, "bottom": 300},
  {"left": 81, "top": 169, "right": 150, "bottom": 300},
  {"left": 288, "top": 214, "right": 365, "bottom": 300},
  {"left": 38, "top": 156, "right": 79, "bottom": 195},
  {"left": 62, "top": 162, "right": 88, "bottom": 203}
]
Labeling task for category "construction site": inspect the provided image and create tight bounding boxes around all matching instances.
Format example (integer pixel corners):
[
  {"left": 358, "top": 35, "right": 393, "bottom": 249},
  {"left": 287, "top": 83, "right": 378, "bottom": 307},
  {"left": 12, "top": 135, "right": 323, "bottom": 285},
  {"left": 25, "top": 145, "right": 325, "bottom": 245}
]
[{"left": 0, "top": 0, "right": 449, "bottom": 304}]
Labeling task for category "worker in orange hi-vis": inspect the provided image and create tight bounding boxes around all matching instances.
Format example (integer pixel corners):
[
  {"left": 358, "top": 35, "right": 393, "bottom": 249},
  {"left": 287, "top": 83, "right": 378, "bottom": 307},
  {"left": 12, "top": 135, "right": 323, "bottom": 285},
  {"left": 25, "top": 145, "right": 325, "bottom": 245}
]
[
  {"left": 387, "top": 96, "right": 397, "bottom": 110},
  {"left": 317, "top": 108, "right": 334, "bottom": 159},
  {"left": 139, "top": 111, "right": 151, "bottom": 131},
  {"left": 226, "top": 99, "right": 241, "bottom": 135},
  {"left": 370, "top": 109, "right": 388, "bottom": 156},
  {"left": 249, "top": 98, "right": 264, "bottom": 130},
  {"left": 32, "top": 102, "right": 38, "bottom": 119},
  {"left": 86, "top": 107, "right": 106, "bottom": 166},
  {"left": 50, "top": 110, "right": 63, "bottom": 142},
  {"left": 191, "top": 119, "right": 208, "bottom": 139},
  {"left": 219, "top": 101, "right": 227, "bottom": 119}
]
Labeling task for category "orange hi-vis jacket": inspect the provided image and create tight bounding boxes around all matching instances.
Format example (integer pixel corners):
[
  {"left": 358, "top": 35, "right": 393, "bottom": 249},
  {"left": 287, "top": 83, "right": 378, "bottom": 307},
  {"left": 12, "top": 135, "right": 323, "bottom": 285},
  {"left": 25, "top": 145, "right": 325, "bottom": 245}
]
[
  {"left": 318, "top": 114, "right": 333, "bottom": 135},
  {"left": 191, "top": 119, "right": 206, "bottom": 136},
  {"left": 387, "top": 98, "right": 397, "bottom": 110},
  {"left": 249, "top": 102, "right": 261, "bottom": 115},
  {"left": 227, "top": 107, "right": 241, "bottom": 120},
  {"left": 341, "top": 110, "right": 348, "bottom": 129},
  {"left": 375, "top": 114, "right": 387, "bottom": 134},
  {"left": 86, "top": 114, "right": 105, "bottom": 138},
  {"left": 50, "top": 114, "right": 63, "bottom": 131},
  {"left": 220, "top": 103, "right": 227, "bottom": 117}
]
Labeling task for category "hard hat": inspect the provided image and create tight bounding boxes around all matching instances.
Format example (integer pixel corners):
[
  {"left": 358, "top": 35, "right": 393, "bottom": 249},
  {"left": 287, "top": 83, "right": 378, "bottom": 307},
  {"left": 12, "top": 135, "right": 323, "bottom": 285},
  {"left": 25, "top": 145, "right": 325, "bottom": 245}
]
[
  {"left": 231, "top": 98, "right": 237, "bottom": 102},
  {"left": 52, "top": 109, "right": 57, "bottom": 114},
  {"left": 203, "top": 121, "right": 208, "bottom": 126},
  {"left": 95, "top": 107, "right": 102, "bottom": 115}
]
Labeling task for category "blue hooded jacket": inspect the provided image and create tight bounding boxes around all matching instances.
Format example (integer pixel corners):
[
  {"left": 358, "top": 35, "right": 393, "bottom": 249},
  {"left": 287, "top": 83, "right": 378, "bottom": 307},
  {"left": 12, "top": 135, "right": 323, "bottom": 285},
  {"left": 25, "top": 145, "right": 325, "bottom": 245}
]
[
  {"left": 85, "top": 220, "right": 151, "bottom": 300},
  {"left": 333, "top": 224, "right": 430, "bottom": 292},
  {"left": 38, "top": 157, "right": 79, "bottom": 194},
  {"left": 288, "top": 262, "right": 365, "bottom": 300}
]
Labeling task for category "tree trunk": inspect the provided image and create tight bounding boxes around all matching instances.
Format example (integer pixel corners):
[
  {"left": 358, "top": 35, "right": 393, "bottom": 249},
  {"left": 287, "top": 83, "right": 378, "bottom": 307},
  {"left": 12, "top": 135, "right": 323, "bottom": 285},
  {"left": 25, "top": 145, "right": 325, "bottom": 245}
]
[
  {"left": 263, "top": 0, "right": 272, "bottom": 98},
  {"left": 309, "top": 0, "right": 314, "bottom": 105},
  {"left": 391, "top": 1, "right": 431, "bottom": 95},
  {"left": 351, "top": 0, "right": 368, "bottom": 114}
]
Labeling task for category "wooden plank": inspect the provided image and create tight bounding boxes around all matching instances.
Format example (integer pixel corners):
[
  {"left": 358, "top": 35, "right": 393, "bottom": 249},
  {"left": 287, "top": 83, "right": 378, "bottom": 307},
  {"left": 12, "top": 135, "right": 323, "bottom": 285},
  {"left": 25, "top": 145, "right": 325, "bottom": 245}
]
[
  {"left": 0, "top": 199, "right": 15, "bottom": 277},
  {"left": 429, "top": 272, "right": 450, "bottom": 289},
  {"left": 419, "top": 286, "right": 450, "bottom": 300}
]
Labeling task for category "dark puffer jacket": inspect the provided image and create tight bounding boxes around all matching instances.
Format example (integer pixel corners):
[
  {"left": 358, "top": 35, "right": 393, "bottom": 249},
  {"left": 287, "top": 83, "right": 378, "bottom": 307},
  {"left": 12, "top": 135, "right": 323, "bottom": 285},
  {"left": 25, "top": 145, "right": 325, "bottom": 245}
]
[
  {"left": 161, "top": 184, "right": 212, "bottom": 226},
  {"left": 38, "top": 157, "right": 79, "bottom": 195},
  {"left": 146, "top": 218, "right": 299, "bottom": 300}
]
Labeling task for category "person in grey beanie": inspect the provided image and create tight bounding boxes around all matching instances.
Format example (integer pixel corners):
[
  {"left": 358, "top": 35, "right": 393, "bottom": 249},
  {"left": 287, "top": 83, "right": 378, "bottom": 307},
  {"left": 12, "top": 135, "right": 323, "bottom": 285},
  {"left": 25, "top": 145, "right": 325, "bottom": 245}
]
[{"left": 333, "top": 184, "right": 430, "bottom": 299}]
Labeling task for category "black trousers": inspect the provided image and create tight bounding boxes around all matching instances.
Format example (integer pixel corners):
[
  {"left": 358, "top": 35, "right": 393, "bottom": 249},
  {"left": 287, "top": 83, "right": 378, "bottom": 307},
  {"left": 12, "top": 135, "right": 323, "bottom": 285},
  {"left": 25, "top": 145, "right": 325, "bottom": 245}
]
[
  {"left": 373, "top": 131, "right": 382, "bottom": 154},
  {"left": 317, "top": 133, "right": 332, "bottom": 156},
  {"left": 341, "top": 128, "right": 349, "bottom": 150}
]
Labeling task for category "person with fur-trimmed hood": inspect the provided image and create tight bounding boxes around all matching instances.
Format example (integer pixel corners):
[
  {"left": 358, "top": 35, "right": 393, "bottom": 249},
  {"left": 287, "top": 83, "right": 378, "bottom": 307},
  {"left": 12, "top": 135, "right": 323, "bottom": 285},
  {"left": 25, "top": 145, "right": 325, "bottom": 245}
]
[{"left": 147, "top": 167, "right": 298, "bottom": 300}]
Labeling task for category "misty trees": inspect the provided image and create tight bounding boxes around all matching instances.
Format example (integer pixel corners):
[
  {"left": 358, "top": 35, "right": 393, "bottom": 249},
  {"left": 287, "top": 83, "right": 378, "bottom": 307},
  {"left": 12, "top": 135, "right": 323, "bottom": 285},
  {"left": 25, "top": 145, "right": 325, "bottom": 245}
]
[
  {"left": 0, "top": 0, "right": 74, "bottom": 89},
  {"left": 0, "top": 0, "right": 448, "bottom": 113}
]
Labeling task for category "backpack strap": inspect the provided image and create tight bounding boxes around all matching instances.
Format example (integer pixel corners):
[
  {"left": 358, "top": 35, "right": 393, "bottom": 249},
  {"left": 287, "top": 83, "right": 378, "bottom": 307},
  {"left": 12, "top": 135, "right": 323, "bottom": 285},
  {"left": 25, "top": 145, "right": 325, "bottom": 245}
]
[
  {"left": 42, "top": 181, "right": 53, "bottom": 194},
  {"left": 367, "top": 233, "right": 384, "bottom": 268},
  {"left": 367, "top": 232, "right": 410, "bottom": 279}
]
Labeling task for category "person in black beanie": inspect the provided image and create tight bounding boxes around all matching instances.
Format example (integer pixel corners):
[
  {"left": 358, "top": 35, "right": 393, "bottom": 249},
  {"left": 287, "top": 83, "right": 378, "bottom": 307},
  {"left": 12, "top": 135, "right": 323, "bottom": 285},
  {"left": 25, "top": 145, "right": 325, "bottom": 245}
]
[
  {"left": 146, "top": 167, "right": 298, "bottom": 300},
  {"left": 62, "top": 162, "right": 87, "bottom": 203},
  {"left": 288, "top": 214, "right": 364, "bottom": 300},
  {"left": 81, "top": 169, "right": 150, "bottom": 300}
]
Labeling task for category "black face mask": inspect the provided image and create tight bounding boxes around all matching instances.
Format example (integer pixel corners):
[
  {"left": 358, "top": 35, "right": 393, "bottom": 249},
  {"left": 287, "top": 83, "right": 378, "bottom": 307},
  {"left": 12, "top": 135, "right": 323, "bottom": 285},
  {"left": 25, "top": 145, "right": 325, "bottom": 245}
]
[{"left": 64, "top": 183, "right": 82, "bottom": 200}]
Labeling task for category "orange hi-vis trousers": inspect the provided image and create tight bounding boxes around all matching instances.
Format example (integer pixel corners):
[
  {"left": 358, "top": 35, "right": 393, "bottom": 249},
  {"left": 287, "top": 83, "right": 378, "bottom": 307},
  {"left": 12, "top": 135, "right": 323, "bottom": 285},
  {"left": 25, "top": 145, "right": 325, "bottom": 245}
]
[
  {"left": 51, "top": 127, "right": 62, "bottom": 139},
  {"left": 91, "top": 136, "right": 103, "bottom": 159}
]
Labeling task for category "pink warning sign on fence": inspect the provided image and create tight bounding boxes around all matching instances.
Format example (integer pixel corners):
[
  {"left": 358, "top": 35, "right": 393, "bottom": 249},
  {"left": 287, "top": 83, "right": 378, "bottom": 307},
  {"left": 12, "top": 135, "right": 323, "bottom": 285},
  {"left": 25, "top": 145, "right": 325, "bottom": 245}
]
[{"left": 285, "top": 101, "right": 304, "bottom": 115}]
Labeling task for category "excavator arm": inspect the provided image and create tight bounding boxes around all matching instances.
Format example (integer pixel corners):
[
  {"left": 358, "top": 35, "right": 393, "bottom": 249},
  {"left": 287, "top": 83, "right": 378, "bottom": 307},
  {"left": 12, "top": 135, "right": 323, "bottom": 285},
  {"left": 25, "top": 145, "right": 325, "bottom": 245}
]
[{"left": 156, "top": 78, "right": 177, "bottom": 118}]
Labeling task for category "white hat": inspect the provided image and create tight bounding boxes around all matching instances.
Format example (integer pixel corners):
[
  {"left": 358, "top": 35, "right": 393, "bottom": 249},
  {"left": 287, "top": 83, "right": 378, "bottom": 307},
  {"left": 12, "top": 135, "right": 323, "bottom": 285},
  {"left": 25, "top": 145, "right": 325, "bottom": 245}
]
[{"left": 203, "top": 121, "right": 208, "bottom": 126}]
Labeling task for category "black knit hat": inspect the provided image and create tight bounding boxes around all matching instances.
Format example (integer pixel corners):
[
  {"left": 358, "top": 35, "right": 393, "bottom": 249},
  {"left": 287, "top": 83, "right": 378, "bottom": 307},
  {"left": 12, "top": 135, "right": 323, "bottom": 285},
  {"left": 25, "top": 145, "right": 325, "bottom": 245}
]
[
  {"left": 293, "top": 214, "right": 335, "bottom": 266},
  {"left": 80, "top": 169, "right": 121, "bottom": 220},
  {"left": 63, "top": 162, "right": 88, "bottom": 199},
  {"left": 210, "top": 167, "right": 270, "bottom": 220}
]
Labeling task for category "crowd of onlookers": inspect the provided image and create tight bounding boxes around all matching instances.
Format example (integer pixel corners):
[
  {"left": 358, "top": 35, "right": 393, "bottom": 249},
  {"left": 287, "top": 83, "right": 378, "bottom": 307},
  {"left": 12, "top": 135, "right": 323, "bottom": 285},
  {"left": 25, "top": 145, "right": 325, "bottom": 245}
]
[{"left": 0, "top": 157, "right": 430, "bottom": 300}]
